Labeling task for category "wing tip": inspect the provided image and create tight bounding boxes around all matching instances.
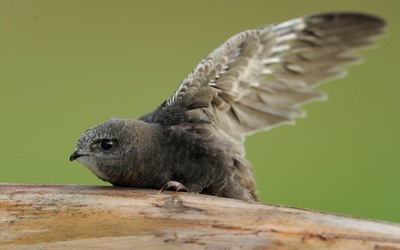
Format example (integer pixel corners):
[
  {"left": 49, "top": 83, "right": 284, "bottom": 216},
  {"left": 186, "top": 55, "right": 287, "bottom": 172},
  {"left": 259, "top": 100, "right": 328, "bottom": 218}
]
[{"left": 306, "top": 11, "right": 386, "bottom": 30}]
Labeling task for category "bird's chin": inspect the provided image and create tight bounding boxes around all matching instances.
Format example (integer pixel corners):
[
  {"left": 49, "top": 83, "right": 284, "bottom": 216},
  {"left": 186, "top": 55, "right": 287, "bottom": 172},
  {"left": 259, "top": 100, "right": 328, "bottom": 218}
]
[{"left": 76, "top": 157, "right": 109, "bottom": 181}]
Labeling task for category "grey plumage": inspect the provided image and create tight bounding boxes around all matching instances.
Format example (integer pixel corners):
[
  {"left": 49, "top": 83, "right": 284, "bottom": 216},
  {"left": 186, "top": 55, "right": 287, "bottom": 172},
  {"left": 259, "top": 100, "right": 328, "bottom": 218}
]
[{"left": 70, "top": 12, "right": 385, "bottom": 202}]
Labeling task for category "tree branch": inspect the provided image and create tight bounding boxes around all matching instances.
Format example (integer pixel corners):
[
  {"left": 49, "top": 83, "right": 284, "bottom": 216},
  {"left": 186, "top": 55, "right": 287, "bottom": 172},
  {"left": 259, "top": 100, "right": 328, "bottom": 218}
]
[{"left": 1, "top": 183, "right": 399, "bottom": 249}]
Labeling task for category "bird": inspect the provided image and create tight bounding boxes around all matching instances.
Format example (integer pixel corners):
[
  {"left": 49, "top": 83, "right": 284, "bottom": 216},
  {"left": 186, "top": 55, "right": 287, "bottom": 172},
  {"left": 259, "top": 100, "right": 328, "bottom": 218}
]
[{"left": 70, "top": 12, "right": 385, "bottom": 202}]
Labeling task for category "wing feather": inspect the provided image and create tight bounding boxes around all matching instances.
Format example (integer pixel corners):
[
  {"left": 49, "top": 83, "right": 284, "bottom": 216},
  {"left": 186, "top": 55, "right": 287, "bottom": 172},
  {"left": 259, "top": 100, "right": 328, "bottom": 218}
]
[{"left": 141, "top": 12, "right": 385, "bottom": 151}]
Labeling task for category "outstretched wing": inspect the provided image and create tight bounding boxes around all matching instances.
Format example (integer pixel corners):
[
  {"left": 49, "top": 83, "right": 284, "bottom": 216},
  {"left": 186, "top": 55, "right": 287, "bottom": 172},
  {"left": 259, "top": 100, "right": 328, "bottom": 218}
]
[{"left": 140, "top": 12, "right": 385, "bottom": 149}]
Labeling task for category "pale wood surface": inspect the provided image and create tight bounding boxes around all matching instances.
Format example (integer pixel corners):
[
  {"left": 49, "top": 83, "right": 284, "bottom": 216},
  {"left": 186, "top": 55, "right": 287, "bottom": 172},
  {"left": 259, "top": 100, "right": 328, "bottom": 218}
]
[{"left": 0, "top": 183, "right": 399, "bottom": 249}]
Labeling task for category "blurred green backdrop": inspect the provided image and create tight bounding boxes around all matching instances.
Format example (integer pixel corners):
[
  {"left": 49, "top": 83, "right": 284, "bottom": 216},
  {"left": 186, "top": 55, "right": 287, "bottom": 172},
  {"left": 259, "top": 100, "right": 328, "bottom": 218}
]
[{"left": 1, "top": 0, "right": 399, "bottom": 223}]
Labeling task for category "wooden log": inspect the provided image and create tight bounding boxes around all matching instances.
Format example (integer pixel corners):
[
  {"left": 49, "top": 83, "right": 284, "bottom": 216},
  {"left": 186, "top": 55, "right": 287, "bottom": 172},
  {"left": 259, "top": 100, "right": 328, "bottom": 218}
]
[{"left": 0, "top": 183, "right": 399, "bottom": 249}]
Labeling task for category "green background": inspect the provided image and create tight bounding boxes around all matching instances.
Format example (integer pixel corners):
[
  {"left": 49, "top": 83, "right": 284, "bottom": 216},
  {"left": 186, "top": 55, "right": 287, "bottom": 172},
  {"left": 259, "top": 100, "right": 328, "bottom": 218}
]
[{"left": 1, "top": 1, "right": 399, "bottom": 223}]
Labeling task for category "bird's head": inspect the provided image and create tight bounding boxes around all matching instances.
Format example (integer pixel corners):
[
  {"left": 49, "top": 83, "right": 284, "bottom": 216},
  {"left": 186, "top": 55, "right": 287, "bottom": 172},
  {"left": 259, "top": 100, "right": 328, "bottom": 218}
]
[{"left": 70, "top": 118, "right": 140, "bottom": 182}]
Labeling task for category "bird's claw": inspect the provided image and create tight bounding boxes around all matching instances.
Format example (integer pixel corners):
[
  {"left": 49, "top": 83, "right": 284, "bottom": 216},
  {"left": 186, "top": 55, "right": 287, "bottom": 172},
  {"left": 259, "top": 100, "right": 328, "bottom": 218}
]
[{"left": 158, "top": 181, "right": 189, "bottom": 194}]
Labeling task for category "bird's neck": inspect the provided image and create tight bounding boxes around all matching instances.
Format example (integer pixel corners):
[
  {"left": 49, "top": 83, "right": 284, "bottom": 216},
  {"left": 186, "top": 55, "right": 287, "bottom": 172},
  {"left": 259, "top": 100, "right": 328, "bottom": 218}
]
[{"left": 110, "top": 120, "right": 174, "bottom": 188}]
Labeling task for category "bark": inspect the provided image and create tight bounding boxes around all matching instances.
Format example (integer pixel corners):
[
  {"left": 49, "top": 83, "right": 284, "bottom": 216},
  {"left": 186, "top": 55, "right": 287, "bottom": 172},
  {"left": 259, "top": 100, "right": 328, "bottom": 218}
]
[{"left": 0, "top": 183, "right": 399, "bottom": 249}]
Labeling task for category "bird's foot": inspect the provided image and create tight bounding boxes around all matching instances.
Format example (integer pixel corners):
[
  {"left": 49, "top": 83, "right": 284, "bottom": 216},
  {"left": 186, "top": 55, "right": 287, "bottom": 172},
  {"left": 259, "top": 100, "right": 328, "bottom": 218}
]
[{"left": 158, "top": 181, "right": 189, "bottom": 194}]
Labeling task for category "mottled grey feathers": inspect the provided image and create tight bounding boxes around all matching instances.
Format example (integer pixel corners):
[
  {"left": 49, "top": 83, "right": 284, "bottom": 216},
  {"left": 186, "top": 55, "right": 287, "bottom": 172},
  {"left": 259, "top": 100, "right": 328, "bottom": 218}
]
[{"left": 71, "top": 12, "right": 385, "bottom": 202}]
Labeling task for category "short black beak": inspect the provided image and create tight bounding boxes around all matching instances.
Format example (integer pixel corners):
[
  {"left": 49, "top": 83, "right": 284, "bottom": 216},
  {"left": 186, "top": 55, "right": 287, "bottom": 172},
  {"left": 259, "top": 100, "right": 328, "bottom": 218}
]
[{"left": 70, "top": 150, "right": 84, "bottom": 161}]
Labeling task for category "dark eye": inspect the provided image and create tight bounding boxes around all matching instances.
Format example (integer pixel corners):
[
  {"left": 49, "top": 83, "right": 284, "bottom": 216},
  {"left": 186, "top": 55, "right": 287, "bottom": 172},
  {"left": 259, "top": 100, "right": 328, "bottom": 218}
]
[{"left": 99, "top": 139, "right": 116, "bottom": 150}]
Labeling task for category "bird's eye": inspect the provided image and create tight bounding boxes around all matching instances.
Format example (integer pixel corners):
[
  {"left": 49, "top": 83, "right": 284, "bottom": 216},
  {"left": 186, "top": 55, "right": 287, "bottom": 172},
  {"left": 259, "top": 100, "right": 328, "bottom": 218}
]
[{"left": 99, "top": 139, "right": 116, "bottom": 150}]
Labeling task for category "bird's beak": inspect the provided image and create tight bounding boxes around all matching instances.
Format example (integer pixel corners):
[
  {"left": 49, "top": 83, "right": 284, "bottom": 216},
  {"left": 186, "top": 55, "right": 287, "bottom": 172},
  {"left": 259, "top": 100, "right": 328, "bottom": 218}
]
[{"left": 70, "top": 150, "right": 86, "bottom": 161}]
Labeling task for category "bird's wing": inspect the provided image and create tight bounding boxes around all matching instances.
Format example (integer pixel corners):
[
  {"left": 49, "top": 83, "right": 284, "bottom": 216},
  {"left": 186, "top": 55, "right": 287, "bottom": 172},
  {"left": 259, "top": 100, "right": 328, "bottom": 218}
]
[{"left": 140, "top": 12, "right": 385, "bottom": 151}]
